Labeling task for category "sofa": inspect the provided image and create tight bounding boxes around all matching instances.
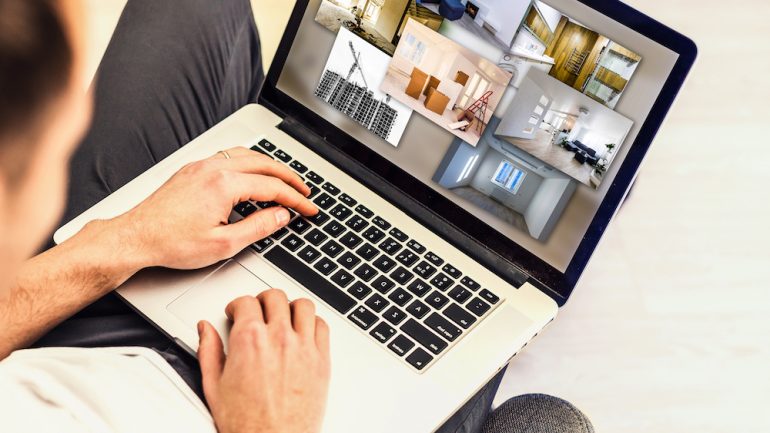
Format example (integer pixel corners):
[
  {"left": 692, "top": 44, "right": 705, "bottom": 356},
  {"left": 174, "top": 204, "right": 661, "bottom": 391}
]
[
  {"left": 563, "top": 140, "right": 600, "bottom": 166},
  {"left": 419, "top": 0, "right": 464, "bottom": 21}
]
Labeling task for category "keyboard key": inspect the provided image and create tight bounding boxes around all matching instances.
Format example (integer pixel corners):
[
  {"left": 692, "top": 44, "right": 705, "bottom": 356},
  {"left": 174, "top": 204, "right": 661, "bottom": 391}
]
[
  {"left": 322, "top": 182, "right": 340, "bottom": 196},
  {"left": 405, "top": 348, "right": 433, "bottom": 370},
  {"left": 330, "top": 269, "right": 354, "bottom": 288},
  {"left": 313, "top": 257, "right": 338, "bottom": 276},
  {"left": 388, "top": 335, "right": 415, "bottom": 357},
  {"left": 257, "top": 138, "right": 276, "bottom": 152},
  {"left": 371, "top": 275, "right": 395, "bottom": 294},
  {"left": 347, "top": 281, "right": 371, "bottom": 300},
  {"left": 406, "top": 299, "right": 429, "bottom": 319},
  {"left": 383, "top": 306, "right": 407, "bottom": 325},
  {"left": 234, "top": 202, "right": 257, "bottom": 217},
  {"left": 336, "top": 252, "right": 361, "bottom": 270},
  {"left": 257, "top": 201, "right": 278, "bottom": 209},
  {"left": 330, "top": 204, "right": 353, "bottom": 221},
  {"left": 339, "top": 193, "right": 357, "bottom": 207},
  {"left": 467, "top": 297, "right": 491, "bottom": 317},
  {"left": 388, "top": 228, "right": 408, "bottom": 242},
  {"left": 370, "top": 322, "right": 396, "bottom": 343},
  {"left": 322, "top": 220, "right": 346, "bottom": 238},
  {"left": 264, "top": 246, "right": 355, "bottom": 314},
  {"left": 297, "top": 246, "right": 321, "bottom": 263},
  {"left": 479, "top": 289, "right": 500, "bottom": 304},
  {"left": 448, "top": 285, "right": 472, "bottom": 303},
  {"left": 281, "top": 234, "right": 305, "bottom": 252},
  {"left": 407, "top": 239, "right": 426, "bottom": 254},
  {"left": 274, "top": 149, "right": 291, "bottom": 162},
  {"left": 365, "top": 293, "right": 389, "bottom": 312},
  {"left": 430, "top": 273, "right": 452, "bottom": 291},
  {"left": 372, "top": 216, "right": 391, "bottom": 230},
  {"left": 345, "top": 215, "right": 368, "bottom": 232},
  {"left": 288, "top": 218, "right": 312, "bottom": 234},
  {"left": 460, "top": 276, "right": 480, "bottom": 291},
  {"left": 270, "top": 227, "right": 289, "bottom": 240},
  {"left": 306, "top": 171, "right": 324, "bottom": 184},
  {"left": 289, "top": 160, "right": 308, "bottom": 174},
  {"left": 251, "top": 146, "right": 273, "bottom": 158},
  {"left": 313, "top": 193, "right": 336, "bottom": 210},
  {"left": 362, "top": 226, "right": 385, "bottom": 243},
  {"left": 395, "top": 250, "right": 419, "bottom": 267},
  {"left": 406, "top": 279, "right": 431, "bottom": 297},
  {"left": 444, "top": 303, "right": 476, "bottom": 329},
  {"left": 425, "top": 252, "right": 444, "bottom": 266},
  {"left": 348, "top": 306, "right": 378, "bottom": 330},
  {"left": 320, "top": 240, "right": 343, "bottom": 258},
  {"left": 354, "top": 263, "right": 377, "bottom": 282},
  {"left": 251, "top": 237, "right": 273, "bottom": 253},
  {"left": 390, "top": 266, "right": 414, "bottom": 285},
  {"left": 400, "top": 319, "right": 447, "bottom": 355},
  {"left": 355, "top": 204, "right": 374, "bottom": 219},
  {"left": 339, "top": 232, "right": 362, "bottom": 249},
  {"left": 388, "top": 288, "right": 413, "bottom": 307},
  {"left": 307, "top": 184, "right": 321, "bottom": 198},
  {"left": 307, "top": 211, "right": 329, "bottom": 225},
  {"left": 378, "top": 238, "right": 402, "bottom": 256},
  {"left": 373, "top": 255, "right": 397, "bottom": 273},
  {"left": 426, "top": 291, "right": 449, "bottom": 309},
  {"left": 355, "top": 243, "right": 379, "bottom": 261},
  {"left": 304, "top": 229, "right": 328, "bottom": 246},
  {"left": 442, "top": 264, "right": 461, "bottom": 279},
  {"left": 414, "top": 261, "right": 437, "bottom": 279},
  {"left": 425, "top": 313, "right": 462, "bottom": 342}
]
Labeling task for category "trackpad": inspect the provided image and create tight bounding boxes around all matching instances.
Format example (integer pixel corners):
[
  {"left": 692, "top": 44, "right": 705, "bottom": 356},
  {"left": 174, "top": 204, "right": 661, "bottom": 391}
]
[{"left": 167, "top": 260, "right": 270, "bottom": 350}]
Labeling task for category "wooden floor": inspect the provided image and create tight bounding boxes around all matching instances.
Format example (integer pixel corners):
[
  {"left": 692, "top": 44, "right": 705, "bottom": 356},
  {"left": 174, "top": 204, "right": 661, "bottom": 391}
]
[
  {"left": 504, "top": 129, "right": 594, "bottom": 186},
  {"left": 86, "top": 1, "right": 770, "bottom": 432}
]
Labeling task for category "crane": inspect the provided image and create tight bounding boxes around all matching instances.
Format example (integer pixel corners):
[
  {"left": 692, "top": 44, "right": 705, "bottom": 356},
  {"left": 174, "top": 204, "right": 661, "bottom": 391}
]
[{"left": 346, "top": 41, "right": 368, "bottom": 89}]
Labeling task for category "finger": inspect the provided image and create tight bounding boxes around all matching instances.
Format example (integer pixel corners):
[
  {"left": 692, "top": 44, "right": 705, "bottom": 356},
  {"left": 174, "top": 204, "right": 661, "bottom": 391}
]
[
  {"left": 197, "top": 321, "right": 225, "bottom": 402},
  {"left": 229, "top": 173, "right": 317, "bottom": 216},
  {"left": 224, "top": 295, "right": 265, "bottom": 324},
  {"left": 209, "top": 153, "right": 311, "bottom": 197},
  {"left": 290, "top": 298, "right": 317, "bottom": 337},
  {"left": 217, "top": 206, "right": 291, "bottom": 248},
  {"left": 257, "top": 289, "right": 292, "bottom": 326},
  {"left": 315, "top": 316, "right": 330, "bottom": 355}
]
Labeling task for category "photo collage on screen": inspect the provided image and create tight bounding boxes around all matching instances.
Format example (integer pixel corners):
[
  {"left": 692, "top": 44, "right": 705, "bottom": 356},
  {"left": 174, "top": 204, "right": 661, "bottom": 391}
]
[{"left": 313, "top": 0, "right": 643, "bottom": 243}]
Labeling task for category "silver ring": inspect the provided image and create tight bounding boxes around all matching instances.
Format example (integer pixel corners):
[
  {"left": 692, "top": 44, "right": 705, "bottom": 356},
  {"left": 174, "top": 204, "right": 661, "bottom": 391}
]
[{"left": 219, "top": 150, "right": 231, "bottom": 160}]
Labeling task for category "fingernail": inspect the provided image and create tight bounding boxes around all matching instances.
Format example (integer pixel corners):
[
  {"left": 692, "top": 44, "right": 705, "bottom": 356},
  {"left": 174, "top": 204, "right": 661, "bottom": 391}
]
[{"left": 275, "top": 208, "right": 290, "bottom": 225}]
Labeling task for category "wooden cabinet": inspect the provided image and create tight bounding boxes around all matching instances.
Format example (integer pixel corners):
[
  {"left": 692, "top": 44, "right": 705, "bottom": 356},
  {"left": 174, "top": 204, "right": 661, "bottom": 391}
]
[{"left": 524, "top": 6, "right": 553, "bottom": 44}]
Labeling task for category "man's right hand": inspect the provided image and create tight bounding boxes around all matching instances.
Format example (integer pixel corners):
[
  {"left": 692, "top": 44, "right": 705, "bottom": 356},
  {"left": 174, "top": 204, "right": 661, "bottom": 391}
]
[{"left": 197, "top": 289, "right": 331, "bottom": 433}]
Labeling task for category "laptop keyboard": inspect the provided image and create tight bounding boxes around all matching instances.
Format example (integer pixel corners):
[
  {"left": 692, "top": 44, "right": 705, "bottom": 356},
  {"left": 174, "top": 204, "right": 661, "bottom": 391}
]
[{"left": 232, "top": 139, "right": 502, "bottom": 372}]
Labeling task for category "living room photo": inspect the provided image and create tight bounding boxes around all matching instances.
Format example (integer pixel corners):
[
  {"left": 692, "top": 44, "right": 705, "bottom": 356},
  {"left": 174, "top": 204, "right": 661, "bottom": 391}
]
[
  {"left": 380, "top": 19, "right": 511, "bottom": 146},
  {"left": 314, "top": 0, "right": 445, "bottom": 55},
  {"left": 494, "top": 68, "right": 633, "bottom": 189},
  {"left": 432, "top": 117, "right": 576, "bottom": 242}
]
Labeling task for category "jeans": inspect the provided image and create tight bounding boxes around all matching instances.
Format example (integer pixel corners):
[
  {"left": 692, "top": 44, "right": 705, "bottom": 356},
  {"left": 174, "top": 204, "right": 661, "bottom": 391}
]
[{"left": 34, "top": 1, "right": 593, "bottom": 432}]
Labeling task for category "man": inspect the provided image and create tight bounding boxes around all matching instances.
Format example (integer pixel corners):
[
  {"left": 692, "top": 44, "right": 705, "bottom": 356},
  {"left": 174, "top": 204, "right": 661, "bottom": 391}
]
[{"left": 0, "top": 0, "right": 593, "bottom": 432}]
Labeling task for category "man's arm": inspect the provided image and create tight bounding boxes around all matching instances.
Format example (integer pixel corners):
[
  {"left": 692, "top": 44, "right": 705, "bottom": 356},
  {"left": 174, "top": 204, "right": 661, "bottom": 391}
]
[{"left": 0, "top": 148, "right": 317, "bottom": 359}]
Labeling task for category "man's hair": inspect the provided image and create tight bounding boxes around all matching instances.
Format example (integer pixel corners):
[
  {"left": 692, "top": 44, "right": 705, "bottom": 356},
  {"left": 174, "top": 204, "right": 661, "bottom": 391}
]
[{"left": 0, "top": 0, "right": 72, "bottom": 184}]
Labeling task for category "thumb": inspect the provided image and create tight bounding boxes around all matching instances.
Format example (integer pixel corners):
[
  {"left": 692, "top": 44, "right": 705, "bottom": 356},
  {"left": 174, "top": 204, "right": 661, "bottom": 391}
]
[
  {"left": 197, "top": 320, "right": 225, "bottom": 403},
  {"left": 225, "top": 206, "right": 291, "bottom": 246}
]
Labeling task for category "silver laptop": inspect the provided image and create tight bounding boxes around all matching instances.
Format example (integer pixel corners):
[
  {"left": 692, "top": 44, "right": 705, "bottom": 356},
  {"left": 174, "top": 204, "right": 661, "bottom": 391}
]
[{"left": 55, "top": 0, "right": 695, "bottom": 431}]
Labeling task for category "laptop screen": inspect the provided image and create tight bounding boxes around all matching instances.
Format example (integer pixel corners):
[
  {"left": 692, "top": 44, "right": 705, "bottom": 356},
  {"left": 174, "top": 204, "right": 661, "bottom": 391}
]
[{"left": 271, "top": 0, "right": 687, "bottom": 294}]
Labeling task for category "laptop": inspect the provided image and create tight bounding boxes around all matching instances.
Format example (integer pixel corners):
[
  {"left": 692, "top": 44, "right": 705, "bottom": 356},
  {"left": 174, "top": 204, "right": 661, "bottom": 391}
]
[{"left": 55, "top": 0, "right": 696, "bottom": 431}]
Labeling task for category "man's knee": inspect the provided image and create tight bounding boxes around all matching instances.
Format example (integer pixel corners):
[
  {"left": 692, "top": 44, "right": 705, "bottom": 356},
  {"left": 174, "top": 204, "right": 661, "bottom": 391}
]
[{"left": 481, "top": 394, "right": 594, "bottom": 433}]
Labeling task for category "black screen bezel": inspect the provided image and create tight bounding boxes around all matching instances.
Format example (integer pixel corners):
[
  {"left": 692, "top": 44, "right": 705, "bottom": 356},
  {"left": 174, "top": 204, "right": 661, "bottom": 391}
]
[{"left": 259, "top": 0, "right": 697, "bottom": 305}]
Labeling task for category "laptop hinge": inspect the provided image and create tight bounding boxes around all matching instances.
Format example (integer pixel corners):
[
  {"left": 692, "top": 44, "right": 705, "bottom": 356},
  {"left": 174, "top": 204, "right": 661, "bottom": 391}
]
[{"left": 278, "top": 115, "right": 533, "bottom": 290}]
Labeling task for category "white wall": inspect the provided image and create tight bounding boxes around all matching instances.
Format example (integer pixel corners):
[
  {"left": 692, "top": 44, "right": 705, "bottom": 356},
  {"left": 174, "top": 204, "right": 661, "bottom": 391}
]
[
  {"left": 474, "top": 0, "right": 530, "bottom": 47},
  {"left": 372, "top": 0, "right": 410, "bottom": 41},
  {"left": 495, "top": 77, "right": 546, "bottom": 139},
  {"left": 523, "top": 176, "right": 575, "bottom": 240},
  {"left": 469, "top": 148, "right": 543, "bottom": 214},
  {"left": 433, "top": 140, "right": 489, "bottom": 188}
]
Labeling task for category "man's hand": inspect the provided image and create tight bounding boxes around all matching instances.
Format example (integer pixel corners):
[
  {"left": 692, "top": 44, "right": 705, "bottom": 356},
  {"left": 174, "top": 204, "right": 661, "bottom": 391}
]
[
  {"left": 119, "top": 147, "right": 318, "bottom": 270},
  {"left": 198, "top": 290, "right": 331, "bottom": 433}
]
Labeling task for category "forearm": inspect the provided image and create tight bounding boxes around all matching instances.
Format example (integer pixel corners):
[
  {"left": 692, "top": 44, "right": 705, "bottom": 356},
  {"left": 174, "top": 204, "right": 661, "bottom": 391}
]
[{"left": 0, "top": 216, "right": 147, "bottom": 359}]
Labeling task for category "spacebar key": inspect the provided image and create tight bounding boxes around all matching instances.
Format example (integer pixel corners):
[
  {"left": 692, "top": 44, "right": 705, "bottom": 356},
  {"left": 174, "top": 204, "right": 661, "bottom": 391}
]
[{"left": 264, "top": 245, "right": 357, "bottom": 314}]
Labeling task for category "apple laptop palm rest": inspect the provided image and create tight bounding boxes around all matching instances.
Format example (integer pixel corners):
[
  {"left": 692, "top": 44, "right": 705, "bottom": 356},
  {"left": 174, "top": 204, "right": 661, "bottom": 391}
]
[{"left": 167, "top": 259, "right": 270, "bottom": 352}]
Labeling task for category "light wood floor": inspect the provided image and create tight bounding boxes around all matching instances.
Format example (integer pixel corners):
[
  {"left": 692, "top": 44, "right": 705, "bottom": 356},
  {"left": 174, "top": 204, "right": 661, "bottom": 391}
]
[
  {"left": 86, "top": 1, "right": 770, "bottom": 432},
  {"left": 504, "top": 129, "right": 594, "bottom": 186}
]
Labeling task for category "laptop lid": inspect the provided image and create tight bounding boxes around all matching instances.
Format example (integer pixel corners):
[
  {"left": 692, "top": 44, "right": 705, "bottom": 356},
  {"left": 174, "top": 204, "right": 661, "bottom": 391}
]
[{"left": 259, "top": 0, "right": 696, "bottom": 305}]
